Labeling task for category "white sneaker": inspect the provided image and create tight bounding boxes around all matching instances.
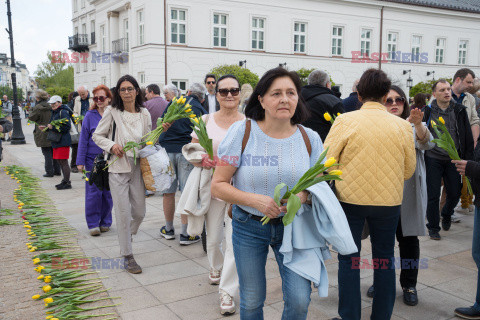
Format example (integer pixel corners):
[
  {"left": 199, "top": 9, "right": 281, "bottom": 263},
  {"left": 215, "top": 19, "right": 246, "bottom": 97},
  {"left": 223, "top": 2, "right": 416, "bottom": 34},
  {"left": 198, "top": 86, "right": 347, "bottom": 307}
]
[
  {"left": 451, "top": 213, "right": 461, "bottom": 223},
  {"left": 209, "top": 268, "right": 221, "bottom": 285},
  {"left": 220, "top": 291, "right": 236, "bottom": 315}
]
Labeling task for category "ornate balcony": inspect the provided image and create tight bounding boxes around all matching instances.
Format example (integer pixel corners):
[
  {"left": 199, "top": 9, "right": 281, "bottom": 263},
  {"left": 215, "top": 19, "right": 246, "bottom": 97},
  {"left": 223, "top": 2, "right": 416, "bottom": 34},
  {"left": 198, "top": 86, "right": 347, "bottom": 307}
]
[{"left": 68, "top": 34, "right": 89, "bottom": 52}]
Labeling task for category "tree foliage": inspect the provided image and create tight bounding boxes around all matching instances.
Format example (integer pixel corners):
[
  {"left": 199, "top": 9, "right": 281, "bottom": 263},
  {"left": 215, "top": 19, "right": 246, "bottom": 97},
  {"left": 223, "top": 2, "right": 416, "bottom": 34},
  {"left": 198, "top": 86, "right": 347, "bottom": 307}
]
[
  {"left": 409, "top": 78, "right": 452, "bottom": 98},
  {"left": 295, "top": 68, "right": 335, "bottom": 86},
  {"left": 209, "top": 65, "right": 259, "bottom": 88},
  {"left": 46, "top": 87, "right": 71, "bottom": 103},
  {"left": 35, "top": 52, "right": 74, "bottom": 91},
  {"left": 0, "top": 85, "right": 24, "bottom": 101}
]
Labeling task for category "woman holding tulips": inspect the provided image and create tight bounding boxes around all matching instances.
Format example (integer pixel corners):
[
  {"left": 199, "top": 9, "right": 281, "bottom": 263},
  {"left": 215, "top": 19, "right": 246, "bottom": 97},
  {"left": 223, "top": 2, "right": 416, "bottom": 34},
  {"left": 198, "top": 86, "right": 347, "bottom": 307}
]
[
  {"left": 190, "top": 75, "right": 245, "bottom": 315},
  {"left": 211, "top": 67, "right": 323, "bottom": 319},
  {"left": 93, "top": 75, "right": 152, "bottom": 274},
  {"left": 364, "top": 85, "right": 434, "bottom": 306},
  {"left": 324, "top": 69, "right": 416, "bottom": 320},
  {"left": 76, "top": 84, "right": 114, "bottom": 237},
  {"left": 45, "top": 95, "right": 72, "bottom": 190}
]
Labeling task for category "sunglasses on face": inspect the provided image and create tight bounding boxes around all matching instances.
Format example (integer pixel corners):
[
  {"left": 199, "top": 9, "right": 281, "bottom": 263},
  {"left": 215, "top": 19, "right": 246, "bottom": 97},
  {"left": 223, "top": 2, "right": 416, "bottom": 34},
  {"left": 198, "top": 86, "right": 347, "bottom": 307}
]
[
  {"left": 93, "top": 96, "right": 107, "bottom": 103},
  {"left": 119, "top": 87, "right": 135, "bottom": 93},
  {"left": 207, "top": 81, "right": 216, "bottom": 85},
  {"left": 385, "top": 97, "right": 405, "bottom": 106},
  {"left": 217, "top": 88, "right": 240, "bottom": 97}
]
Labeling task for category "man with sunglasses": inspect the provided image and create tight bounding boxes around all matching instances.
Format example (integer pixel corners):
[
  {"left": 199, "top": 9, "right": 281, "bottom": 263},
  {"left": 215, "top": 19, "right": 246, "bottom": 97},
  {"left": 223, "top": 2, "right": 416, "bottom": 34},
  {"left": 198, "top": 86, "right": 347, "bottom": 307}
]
[{"left": 202, "top": 74, "right": 220, "bottom": 114}]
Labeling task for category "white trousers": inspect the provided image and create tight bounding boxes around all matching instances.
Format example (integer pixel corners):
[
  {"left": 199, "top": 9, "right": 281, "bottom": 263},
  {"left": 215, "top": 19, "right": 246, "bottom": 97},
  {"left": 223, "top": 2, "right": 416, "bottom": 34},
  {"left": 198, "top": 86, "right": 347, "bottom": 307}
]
[
  {"left": 219, "top": 212, "right": 239, "bottom": 298},
  {"left": 109, "top": 158, "right": 146, "bottom": 256}
]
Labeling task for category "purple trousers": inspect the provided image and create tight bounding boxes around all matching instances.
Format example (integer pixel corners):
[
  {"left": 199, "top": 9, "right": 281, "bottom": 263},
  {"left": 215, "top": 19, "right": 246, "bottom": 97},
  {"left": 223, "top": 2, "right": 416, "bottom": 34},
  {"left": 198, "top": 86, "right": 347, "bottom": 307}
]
[{"left": 85, "top": 154, "right": 113, "bottom": 229}]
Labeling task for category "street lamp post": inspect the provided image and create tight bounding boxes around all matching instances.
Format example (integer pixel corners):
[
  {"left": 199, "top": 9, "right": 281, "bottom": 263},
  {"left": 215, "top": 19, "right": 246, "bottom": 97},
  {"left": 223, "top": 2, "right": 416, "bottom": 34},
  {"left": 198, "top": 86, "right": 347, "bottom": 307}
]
[
  {"left": 279, "top": 63, "right": 287, "bottom": 68},
  {"left": 5, "top": 0, "right": 25, "bottom": 145},
  {"left": 239, "top": 60, "right": 247, "bottom": 68},
  {"left": 427, "top": 71, "right": 435, "bottom": 80}
]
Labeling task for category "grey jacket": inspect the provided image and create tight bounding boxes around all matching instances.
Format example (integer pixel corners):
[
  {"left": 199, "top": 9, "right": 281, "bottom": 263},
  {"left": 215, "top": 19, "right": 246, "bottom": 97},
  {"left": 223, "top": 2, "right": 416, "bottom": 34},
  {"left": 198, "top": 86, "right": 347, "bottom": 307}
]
[
  {"left": 0, "top": 117, "right": 13, "bottom": 161},
  {"left": 400, "top": 123, "right": 435, "bottom": 236}
]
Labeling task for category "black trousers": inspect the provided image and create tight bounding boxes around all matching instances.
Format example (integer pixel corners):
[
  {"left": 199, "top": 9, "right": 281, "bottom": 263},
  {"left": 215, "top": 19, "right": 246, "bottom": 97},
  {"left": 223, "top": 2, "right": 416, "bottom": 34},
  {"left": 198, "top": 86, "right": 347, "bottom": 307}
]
[
  {"left": 396, "top": 218, "right": 420, "bottom": 288},
  {"left": 41, "top": 147, "right": 61, "bottom": 175},
  {"left": 70, "top": 143, "right": 78, "bottom": 168}
]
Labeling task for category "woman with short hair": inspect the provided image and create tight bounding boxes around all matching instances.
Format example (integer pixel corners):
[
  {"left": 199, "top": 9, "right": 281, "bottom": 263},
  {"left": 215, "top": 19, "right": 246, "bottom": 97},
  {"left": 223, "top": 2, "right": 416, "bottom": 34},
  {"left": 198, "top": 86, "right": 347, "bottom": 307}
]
[
  {"left": 163, "top": 84, "right": 180, "bottom": 102},
  {"left": 93, "top": 75, "right": 152, "bottom": 274},
  {"left": 324, "top": 69, "right": 416, "bottom": 320},
  {"left": 211, "top": 67, "right": 322, "bottom": 319},
  {"left": 77, "top": 84, "right": 114, "bottom": 236}
]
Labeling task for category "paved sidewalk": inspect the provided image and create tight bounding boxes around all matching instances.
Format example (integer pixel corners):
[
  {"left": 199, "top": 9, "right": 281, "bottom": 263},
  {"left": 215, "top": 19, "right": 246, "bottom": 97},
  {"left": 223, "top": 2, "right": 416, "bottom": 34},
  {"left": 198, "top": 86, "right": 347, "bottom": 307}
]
[{"left": 1, "top": 119, "right": 478, "bottom": 319}]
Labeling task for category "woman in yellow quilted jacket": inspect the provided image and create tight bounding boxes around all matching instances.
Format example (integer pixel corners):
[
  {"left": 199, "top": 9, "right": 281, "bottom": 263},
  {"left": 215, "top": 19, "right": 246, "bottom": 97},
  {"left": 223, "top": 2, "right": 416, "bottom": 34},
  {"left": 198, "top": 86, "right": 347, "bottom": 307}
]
[{"left": 324, "top": 69, "right": 416, "bottom": 320}]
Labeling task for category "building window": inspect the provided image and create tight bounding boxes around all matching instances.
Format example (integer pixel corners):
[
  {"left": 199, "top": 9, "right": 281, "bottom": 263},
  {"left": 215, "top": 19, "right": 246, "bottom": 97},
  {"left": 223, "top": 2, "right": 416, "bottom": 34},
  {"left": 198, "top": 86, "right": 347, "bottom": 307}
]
[
  {"left": 435, "top": 38, "right": 445, "bottom": 64},
  {"left": 172, "top": 80, "right": 188, "bottom": 93},
  {"left": 100, "top": 25, "right": 106, "bottom": 51},
  {"left": 83, "top": 61, "right": 88, "bottom": 72},
  {"left": 101, "top": 76, "right": 106, "bottom": 85},
  {"left": 252, "top": 17, "right": 265, "bottom": 51},
  {"left": 90, "top": 20, "right": 96, "bottom": 44},
  {"left": 138, "top": 72, "right": 145, "bottom": 85},
  {"left": 411, "top": 35, "right": 422, "bottom": 63},
  {"left": 73, "top": 0, "right": 78, "bottom": 12},
  {"left": 92, "top": 60, "right": 96, "bottom": 71},
  {"left": 171, "top": 9, "right": 186, "bottom": 44},
  {"left": 138, "top": 10, "right": 145, "bottom": 45},
  {"left": 294, "top": 22, "right": 306, "bottom": 53},
  {"left": 360, "top": 28, "right": 371, "bottom": 57},
  {"left": 331, "top": 26, "right": 343, "bottom": 56},
  {"left": 458, "top": 40, "right": 468, "bottom": 65},
  {"left": 76, "top": 62, "right": 80, "bottom": 74},
  {"left": 124, "top": 19, "right": 129, "bottom": 50},
  {"left": 213, "top": 13, "right": 227, "bottom": 48},
  {"left": 81, "top": 0, "right": 85, "bottom": 8},
  {"left": 387, "top": 32, "right": 398, "bottom": 60}
]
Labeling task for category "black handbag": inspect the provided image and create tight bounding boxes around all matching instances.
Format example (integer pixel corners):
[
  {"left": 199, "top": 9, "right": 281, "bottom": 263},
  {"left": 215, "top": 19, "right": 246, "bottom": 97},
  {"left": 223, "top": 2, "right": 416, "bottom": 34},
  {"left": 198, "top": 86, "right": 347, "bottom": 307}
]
[
  {"left": 89, "top": 121, "right": 116, "bottom": 191},
  {"left": 46, "top": 130, "right": 62, "bottom": 143}
]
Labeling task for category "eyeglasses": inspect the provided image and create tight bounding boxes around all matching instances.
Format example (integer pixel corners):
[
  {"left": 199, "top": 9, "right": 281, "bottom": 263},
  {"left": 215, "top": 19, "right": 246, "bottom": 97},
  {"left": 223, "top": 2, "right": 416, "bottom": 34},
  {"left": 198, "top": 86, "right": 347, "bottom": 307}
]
[
  {"left": 119, "top": 87, "right": 135, "bottom": 93},
  {"left": 217, "top": 88, "right": 240, "bottom": 97},
  {"left": 385, "top": 97, "right": 405, "bottom": 106},
  {"left": 93, "top": 96, "right": 107, "bottom": 103},
  {"left": 206, "top": 81, "right": 216, "bottom": 85}
]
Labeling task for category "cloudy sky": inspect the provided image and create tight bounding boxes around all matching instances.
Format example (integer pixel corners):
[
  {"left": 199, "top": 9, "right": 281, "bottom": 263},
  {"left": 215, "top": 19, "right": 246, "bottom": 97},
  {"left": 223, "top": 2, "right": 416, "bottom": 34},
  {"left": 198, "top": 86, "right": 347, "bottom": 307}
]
[{"left": 0, "top": 0, "right": 71, "bottom": 76}]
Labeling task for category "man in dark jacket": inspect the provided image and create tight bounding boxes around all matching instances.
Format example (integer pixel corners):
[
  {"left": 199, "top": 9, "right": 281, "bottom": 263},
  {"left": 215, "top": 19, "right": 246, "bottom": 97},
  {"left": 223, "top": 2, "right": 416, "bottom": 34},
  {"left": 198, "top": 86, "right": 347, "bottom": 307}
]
[
  {"left": 202, "top": 74, "right": 219, "bottom": 113},
  {"left": 0, "top": 117, "right": 12, "bottom": 161},
  {"left": 301, "top": 69, "right": 344, "bottom": 142},
  {"left": 343, "top": 79, "right": 362, "bottom": 112},
  {"left": 159, "top": 83, "right": 207, "bottom": 245},
  {"left": 423, "top": 79, "right": 474, "bottom": 240}
]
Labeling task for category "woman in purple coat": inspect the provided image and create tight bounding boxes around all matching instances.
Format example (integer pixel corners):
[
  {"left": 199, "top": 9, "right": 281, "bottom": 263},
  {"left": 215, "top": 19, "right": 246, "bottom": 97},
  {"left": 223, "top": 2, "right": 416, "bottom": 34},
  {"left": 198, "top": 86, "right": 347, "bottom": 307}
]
[{"left": 77, "top": 84, "right": 113, "bottom": 236}]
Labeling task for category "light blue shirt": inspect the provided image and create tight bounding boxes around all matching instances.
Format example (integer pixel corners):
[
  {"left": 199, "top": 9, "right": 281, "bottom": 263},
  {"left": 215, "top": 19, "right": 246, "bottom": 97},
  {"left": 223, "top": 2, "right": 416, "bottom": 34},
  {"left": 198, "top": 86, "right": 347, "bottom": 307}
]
[{"left": 217, "top": 119, "right": 323, "bottom": 217}]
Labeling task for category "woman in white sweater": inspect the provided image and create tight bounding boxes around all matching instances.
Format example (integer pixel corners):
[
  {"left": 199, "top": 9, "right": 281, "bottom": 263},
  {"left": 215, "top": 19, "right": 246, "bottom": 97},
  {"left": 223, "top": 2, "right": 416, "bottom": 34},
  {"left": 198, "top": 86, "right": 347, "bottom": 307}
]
[{"left": 93, "top": 75, "right": 152, "bottom": 274}]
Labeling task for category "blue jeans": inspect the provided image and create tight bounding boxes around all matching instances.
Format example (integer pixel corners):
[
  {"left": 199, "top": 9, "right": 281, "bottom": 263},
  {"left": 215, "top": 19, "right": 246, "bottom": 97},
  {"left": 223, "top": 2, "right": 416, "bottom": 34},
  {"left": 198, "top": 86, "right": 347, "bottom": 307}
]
[
  {"left": 425, "top": 156, "right": 462, "bottom": 232},
  {"left": 338, "top": 202, "right": 400, "bottom": 320},
  {"left": 473, "top": 207, "right": 480, "bottom": 311},
  {"left": 232, "top": 205, "right": 312, "bottom": 320}
]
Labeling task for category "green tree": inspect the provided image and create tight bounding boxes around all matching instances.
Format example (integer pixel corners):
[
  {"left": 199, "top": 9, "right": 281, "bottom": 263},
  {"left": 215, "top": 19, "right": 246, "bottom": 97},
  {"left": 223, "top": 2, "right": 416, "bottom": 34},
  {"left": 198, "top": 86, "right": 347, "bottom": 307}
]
[
  {"left": 209, "top": 65, "right": 259, "bottom": 88},
  {"left": 45, "top": 87, "right": 71, "bottom": 103},
  {"left": 35, "top": 52, "right": 74, "bottom": 90},
  {"left": 409, "top": 78, "right": 452, "bottom": 98},
  {"left": 295, "top": 68, "right": 335, "bottom": 86},
  {"left": 0, "top": 85, "right": 24, "bottom": 101}
]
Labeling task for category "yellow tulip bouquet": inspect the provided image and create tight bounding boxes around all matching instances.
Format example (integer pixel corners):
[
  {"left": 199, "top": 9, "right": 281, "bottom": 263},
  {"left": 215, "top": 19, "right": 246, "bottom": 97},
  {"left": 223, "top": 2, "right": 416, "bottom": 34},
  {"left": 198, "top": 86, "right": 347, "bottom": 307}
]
[
  {"left": 190, "top": 116, "right": 214, "bottom": 162},
  {"left": 431, "top": 117, "right": 473, "bottom": 194},
  {"left": 324, "top": 112, "right": 341, "bottom": 125},
  {"left": 72, "top": 113, "right": 84, "bottom": 125},
  {"left": 43, "top": 118, "right": 70, "bottom": 132},
  {"left": 261, "top": 148, "right": 343, "bottom": 225}
]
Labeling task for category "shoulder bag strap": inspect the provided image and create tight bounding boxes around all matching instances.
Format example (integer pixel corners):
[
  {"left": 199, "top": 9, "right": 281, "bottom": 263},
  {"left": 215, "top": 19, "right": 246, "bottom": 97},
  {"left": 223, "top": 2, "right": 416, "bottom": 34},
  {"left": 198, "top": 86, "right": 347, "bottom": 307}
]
[
  {"left": 241, "top": 119, "right": 251, "bottom": 154},
  {"left": 297, "top": 125, "right": 312, "bottom": 157},
  {"left": 107, "top": 121, "right": 116, "bottom": 160}
]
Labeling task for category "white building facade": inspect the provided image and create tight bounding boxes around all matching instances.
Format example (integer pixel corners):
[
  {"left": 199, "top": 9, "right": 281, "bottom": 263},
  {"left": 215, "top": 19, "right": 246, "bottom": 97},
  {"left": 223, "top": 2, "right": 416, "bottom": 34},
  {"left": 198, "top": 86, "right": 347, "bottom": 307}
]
[
  {"left": 0, "top": 53, "right": 31, "bottom": 98},
  {"left": 72, "top": 0, "right": 480, "bottom": 97}
]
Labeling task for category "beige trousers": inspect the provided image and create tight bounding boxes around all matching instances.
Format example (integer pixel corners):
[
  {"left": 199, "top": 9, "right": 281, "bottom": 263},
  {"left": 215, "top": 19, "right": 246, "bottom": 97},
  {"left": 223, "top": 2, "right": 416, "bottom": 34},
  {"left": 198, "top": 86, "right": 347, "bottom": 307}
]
[
  {"left": 219, "top": 215, "right": 239, "bottom": 297},
  {"left": 109, "top": 157, "right": 146, "bottom": 256}
]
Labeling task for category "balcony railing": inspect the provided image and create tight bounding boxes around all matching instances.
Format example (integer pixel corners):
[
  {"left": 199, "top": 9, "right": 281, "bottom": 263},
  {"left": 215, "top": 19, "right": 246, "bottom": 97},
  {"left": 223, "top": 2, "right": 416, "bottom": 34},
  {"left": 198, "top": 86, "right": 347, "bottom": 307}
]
[
  {"left": 112, "top": 38, "right": 128, "bottom": 53},
  {"left": 91, "top": 32, "right": 95, "bottom": 45},
  {"left": 68, "top": 34, "right": 89, "bottom": 52}
]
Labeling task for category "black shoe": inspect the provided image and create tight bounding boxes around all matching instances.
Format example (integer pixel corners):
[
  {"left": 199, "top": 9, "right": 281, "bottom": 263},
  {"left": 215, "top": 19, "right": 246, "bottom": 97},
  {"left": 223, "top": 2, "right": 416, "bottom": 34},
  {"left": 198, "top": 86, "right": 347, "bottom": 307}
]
[
  {"left": 43, "top": 173, "right": 54, "bottom": 178},
  {"left": 55, "top": 181, "right": 66, "bottom": 188},
  {"left": 54, "top": 172, "right": 61, "bottom": 176},
  {"left": 442, "top": 217, "right": 451, "bottom": 231},
  {"left": 403, "top": 287, "right": 418, "bottom": 306},
  {"left": 367, "top": 285, "right": 374, "bottom": 298},
  {"left": 455, "top": 306, "right": 480, "bottom": 319},
  {"left": 71, "top": 167, "right": 79, "bottom": 173},
  {"left": 428, "top": 230, "right": 441, "bottom": 240},
  {"left": 56, "top": 181, "right": 72, "bottom": 190}
]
